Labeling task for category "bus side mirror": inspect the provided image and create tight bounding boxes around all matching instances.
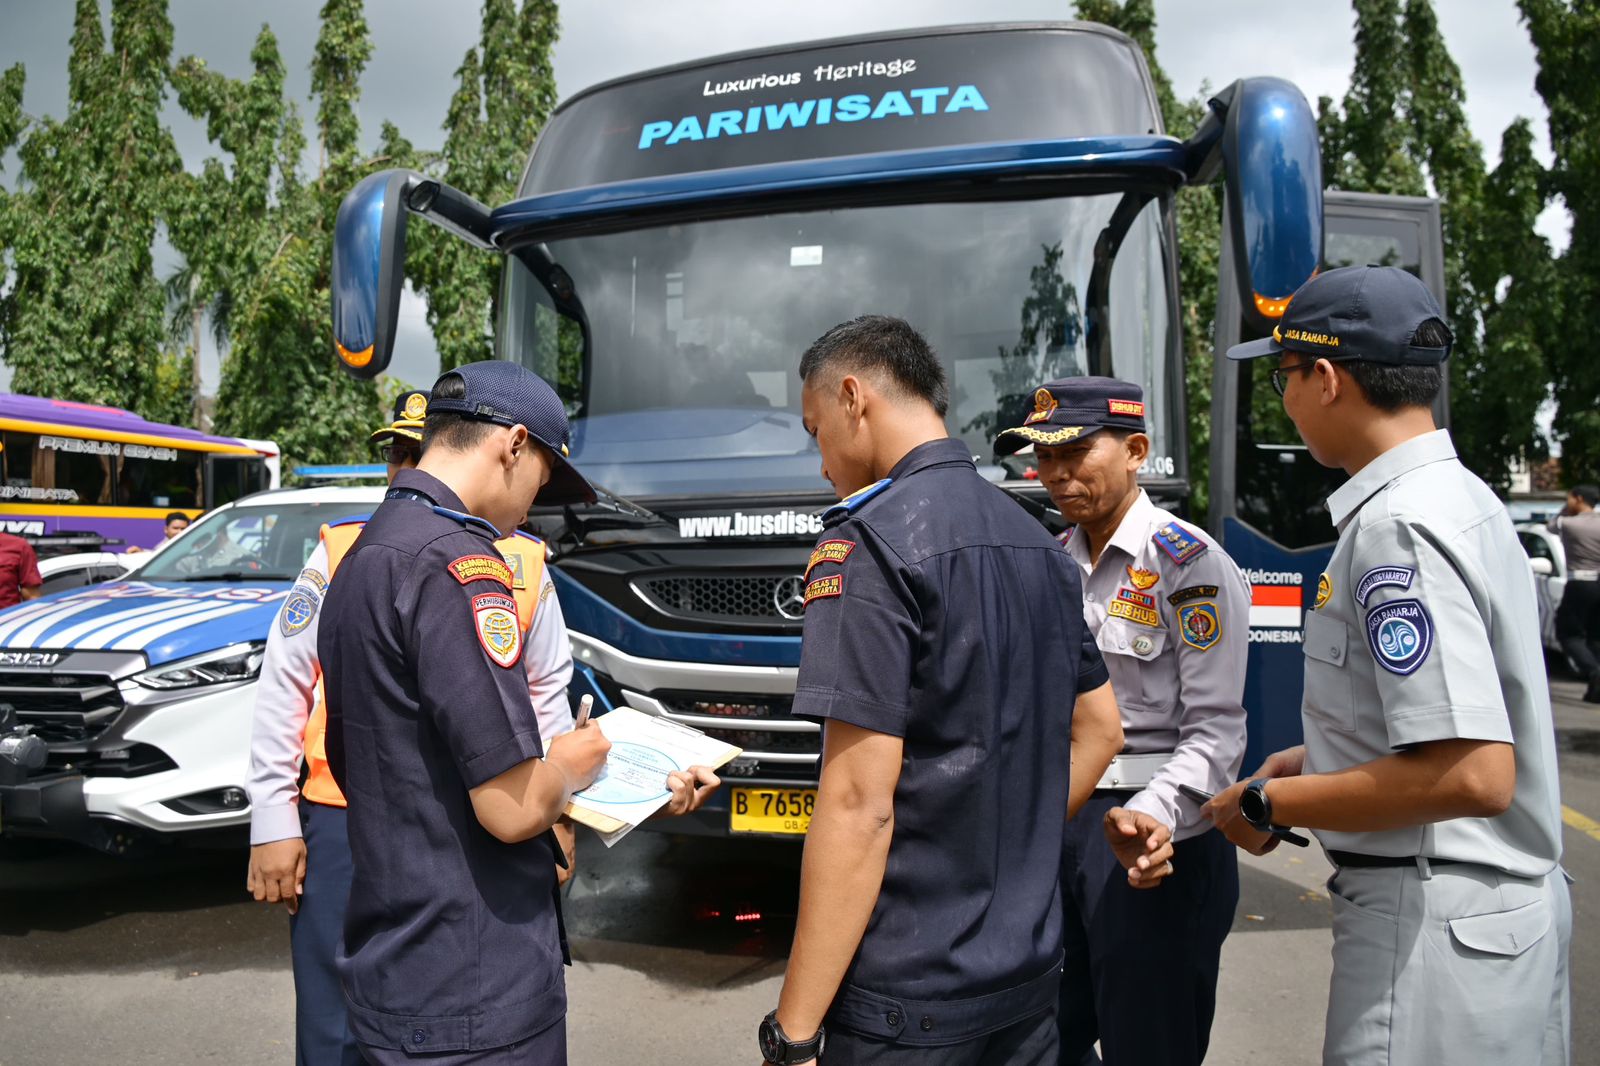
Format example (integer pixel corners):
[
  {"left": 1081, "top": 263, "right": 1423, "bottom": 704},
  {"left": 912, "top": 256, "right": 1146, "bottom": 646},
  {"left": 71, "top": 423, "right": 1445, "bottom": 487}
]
[
  {"left": 1215, "top": 78, "right": 1324, "bottom": 333},
  {"left": 331, "top": 169, "right": 423, "bottom": 379}
]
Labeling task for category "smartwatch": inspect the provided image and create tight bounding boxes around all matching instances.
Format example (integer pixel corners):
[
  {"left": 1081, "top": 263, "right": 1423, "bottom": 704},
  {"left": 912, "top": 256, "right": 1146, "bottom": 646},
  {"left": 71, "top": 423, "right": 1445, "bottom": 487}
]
[
  {"left": 759, "top": 1011, "right": 825, "bottom": 1065},
  {"left": 1240, "top": 778, "right": 1274, "bottom": 830}
]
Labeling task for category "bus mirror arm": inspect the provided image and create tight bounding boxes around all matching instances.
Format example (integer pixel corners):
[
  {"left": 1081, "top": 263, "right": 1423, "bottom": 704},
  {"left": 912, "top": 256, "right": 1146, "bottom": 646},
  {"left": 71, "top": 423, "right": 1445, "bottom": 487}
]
[
  {"left": 1180, "top": 84, "right": 1231, "bottom": 185},
  {"left": 406, "top": 180, "right": 496, "bottom": 251}
]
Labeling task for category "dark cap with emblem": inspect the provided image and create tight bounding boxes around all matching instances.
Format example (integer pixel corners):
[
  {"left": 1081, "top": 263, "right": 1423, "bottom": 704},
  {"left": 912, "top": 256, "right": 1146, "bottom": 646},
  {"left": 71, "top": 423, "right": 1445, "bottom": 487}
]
[
  {"left": 428, "top": 361, "right": 597, "bottom": 505},
  {"left": 369, "top": 389, "right": 430, "bottom": 445},
  {"left": 994, "top": 376, "right": 1148, "bottom": 455},
  {"left": 1226, "top": 264, "right": 1453, "bottom": 365}
]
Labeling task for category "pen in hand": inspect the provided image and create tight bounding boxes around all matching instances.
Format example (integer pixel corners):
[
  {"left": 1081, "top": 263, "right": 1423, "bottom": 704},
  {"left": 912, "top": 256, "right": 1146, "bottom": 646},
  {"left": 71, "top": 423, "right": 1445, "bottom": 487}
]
[{"left": 575, "top": 693, "right": 594, "bottom": 729}]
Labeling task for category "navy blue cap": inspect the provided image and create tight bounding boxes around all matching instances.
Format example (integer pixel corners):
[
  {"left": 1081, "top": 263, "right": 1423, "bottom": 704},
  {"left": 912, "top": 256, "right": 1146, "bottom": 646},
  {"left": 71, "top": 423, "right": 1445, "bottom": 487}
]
[
  {"left": 994, "top": 376, "right": 1148, "bottom": 455},
  {"left": 370, "top": 389, "right": 429, "bottom": 445},
  {"left": 428, "top": 361, "right": 596, "bottom": 505},
  {"left": 1226, "top": 265, "right": 1453, "bottom": 365}
]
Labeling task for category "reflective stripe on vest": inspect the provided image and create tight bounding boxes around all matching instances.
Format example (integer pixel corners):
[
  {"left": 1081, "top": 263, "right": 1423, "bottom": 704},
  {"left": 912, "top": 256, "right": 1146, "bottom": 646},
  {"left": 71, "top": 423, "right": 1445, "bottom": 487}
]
[{"left": 300, "top": 524, "right": 546, "bottom": 808}]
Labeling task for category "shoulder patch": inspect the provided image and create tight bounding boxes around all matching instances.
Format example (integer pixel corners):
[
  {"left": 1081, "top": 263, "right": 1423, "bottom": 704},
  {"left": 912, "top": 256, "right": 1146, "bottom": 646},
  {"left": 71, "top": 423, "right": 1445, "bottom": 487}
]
[
  {"left": 295, "top": 567, "right": 329, "bottom": 594},
  {"left": 807, "top": 539, "right": 855, "bottom": 575},
  {"left": 431, "top": 505, "right": 502, "bottom": 538},
  {"left": 803, "top": 573, "right": 843, "bottom": 607},
  {"left": 278, "top": 588, "right": 321, "bottom": 638},
  {"left": 1153, "top": 522, "right": 1207, "bottom": 566},
  {"left": 821, "top": 478, "right": 893, "bottom": 528},
  {"left": 504, "top": 551, "right": 528, "bottom": 589},
  {"left": 472, "top": 592, "right": 523, "bottom": 668},
  {"left": 448, "top": 554, "right": 514, "bottom": 589},
  {"left": 1178, "top": 601, "right": 1222, "bottom": 650},
  {"left": 1366, "top": 598, "right": 1432, "bottom": 675},
  {"left": 1356, "top": 565, "right": 1415, "bottom": 607},
  {"left": 1167, "top": 584, "right": 1217, "bottom": 606}
]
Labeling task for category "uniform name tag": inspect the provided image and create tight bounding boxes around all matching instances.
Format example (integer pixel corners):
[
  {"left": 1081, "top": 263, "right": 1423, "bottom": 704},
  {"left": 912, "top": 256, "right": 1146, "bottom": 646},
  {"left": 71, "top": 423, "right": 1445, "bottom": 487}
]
[
  {"left": 472, "top": 592, "right": 522, "bottom": 668},
  {"left": 1107, "top": 398, "right": 1145, "bottom": 417},
  {"left": 448, "top": 554, "right": 514, "bottom": 589},
  {"left": 1107, "top": 599, "right": 1159, "bottom": 627},
  {"left": 807, "top": 540, "right": 855, "bottom": 574},
  {"left": 804, "top": 574, "right": 842, "bottom": 606}
]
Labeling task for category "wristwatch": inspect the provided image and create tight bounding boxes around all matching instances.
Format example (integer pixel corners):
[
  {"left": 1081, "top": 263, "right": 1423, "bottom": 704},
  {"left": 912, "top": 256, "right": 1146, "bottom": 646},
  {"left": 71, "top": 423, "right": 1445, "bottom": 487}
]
[
  {"left": 759, "top": 1011, "right": 825, "bottom": 1065},
  {"left": 1240, "top": 778, "right": 1275, "bottom": 830}
]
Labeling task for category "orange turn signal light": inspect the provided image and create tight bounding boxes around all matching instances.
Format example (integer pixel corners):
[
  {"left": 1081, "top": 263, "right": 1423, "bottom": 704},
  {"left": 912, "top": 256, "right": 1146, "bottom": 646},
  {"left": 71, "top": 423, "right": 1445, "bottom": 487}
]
[
  {"left": 1253, "top": 293, "right": 1294, "bottom": 318},
  {"left": 337, "top": 341, "right": 374, "bottom": 368}
]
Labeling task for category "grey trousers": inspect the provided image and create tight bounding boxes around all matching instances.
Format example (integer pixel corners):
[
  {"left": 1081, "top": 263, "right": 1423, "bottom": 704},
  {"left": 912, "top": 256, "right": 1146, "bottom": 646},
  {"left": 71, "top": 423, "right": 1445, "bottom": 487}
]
[{"left": 1323, "top": 860, "right": 1571, "bottom": 1065}]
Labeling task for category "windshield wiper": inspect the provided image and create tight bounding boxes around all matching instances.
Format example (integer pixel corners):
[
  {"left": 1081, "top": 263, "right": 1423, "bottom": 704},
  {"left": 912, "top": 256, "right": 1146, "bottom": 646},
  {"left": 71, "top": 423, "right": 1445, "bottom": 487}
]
[{"left": 171, "top": 571, "right": 295, "bottom": 583}]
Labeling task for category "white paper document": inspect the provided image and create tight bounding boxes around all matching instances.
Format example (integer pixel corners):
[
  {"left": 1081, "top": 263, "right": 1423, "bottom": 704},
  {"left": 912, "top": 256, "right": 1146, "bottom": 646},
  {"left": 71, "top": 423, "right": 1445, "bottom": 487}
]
[{"left": 564, "top": 707, "right": 741, "bottom": 847}]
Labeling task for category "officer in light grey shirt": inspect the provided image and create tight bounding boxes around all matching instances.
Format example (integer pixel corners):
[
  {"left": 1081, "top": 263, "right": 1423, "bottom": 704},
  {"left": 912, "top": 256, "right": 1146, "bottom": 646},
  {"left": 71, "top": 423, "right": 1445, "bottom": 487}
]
[
  {"left": 1547, "top": 484, "right": 1600, "bottom": 701},
  {"left": 995, "top": 377, "right": 1250, "bottom": 1066},
  {"left": 1209, "top": 265, "right": 1570, "bottom": 1066}
]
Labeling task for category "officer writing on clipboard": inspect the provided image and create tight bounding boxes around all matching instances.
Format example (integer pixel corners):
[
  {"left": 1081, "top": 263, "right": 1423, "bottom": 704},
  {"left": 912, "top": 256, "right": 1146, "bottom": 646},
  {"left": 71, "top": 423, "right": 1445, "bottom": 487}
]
[
  {"left": 994, "top": 377, "right": 1250, "bottom": 1066},
  {"left": 758, "top": 316, "right": 1173, "bottom": 1066},
  {"left": 319, "top": 363, "right": 718, "bottom": 1066},
  {"left": 1209, "top": 266, "right": 1571, "bottom": 1065}
]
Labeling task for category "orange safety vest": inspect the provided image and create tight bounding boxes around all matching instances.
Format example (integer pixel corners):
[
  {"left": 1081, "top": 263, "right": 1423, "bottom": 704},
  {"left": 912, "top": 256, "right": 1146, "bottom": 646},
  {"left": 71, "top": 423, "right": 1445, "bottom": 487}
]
[{"left": 300, "top": 523, "right": 547, "bottom": 807}]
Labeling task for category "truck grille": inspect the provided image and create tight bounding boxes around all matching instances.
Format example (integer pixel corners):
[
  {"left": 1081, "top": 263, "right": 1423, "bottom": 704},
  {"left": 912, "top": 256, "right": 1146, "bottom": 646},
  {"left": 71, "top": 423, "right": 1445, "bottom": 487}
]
[
  {"left": 634, "top": 574, "right": 805, "bottom": 625},
  {"left": 0, "top": 671, "right": 125, "bottom": 743}
]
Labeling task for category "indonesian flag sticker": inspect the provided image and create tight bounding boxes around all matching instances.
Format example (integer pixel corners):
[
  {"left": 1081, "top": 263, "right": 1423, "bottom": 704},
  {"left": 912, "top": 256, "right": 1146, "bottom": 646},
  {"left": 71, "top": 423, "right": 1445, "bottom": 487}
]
[{"left": 472, "top": 592, "right": 522, "bottom": 668}]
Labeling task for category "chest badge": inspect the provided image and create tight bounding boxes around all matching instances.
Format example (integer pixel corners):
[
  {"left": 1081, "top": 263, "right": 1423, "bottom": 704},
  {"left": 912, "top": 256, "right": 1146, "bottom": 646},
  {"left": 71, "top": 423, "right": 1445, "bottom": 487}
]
[
  {"left": 1178, "top": 601, "right": 1222, "bottom": 651},
  {"left": 1314, "top": 572, "right": 1332, "bottom": 611},
  {"left": 1125, "top": 565, "right": 1159, "bottom": 591},
  {"left": 1131, "top": 634, "right": 1156, "bottom": 655},
  {"left": 472, "top": 592, "right": 523, "bottom": 668}
]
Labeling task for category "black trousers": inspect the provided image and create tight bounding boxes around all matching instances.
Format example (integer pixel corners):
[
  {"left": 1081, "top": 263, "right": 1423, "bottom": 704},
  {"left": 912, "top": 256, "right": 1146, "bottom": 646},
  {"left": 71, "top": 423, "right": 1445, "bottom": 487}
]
[
  {"left": 1058, "top": 792, "right": 1238, "bottom": 1066},
  {"left": 1556, "top": 578, "right": 1600, "bottom": 679},
  {"left": 822, "top": 1005, "right": 1058, "bottom": 1065},
  {"left": 290, "top": 801, "right": 365, "bottom": 1066}
]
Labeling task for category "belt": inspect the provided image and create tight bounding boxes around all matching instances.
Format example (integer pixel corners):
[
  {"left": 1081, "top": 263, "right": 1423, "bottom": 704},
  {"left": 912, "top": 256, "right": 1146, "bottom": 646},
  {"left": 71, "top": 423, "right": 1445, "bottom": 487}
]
[
  {"left": 1094, "top": 752, "right": 1174, "bottom": 791},
  {"left": 1328, "top": 850, "right": 1462, "bottom": 869}
]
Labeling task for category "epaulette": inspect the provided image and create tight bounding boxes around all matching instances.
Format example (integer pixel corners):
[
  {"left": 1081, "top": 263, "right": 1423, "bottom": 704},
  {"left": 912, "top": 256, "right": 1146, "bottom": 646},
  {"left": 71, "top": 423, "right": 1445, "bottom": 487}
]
[
  {"left": 513, "top": 529, "right": 543, "bottom": 543},
  {"left": 326, "top": 514, "right": 370, "bottom": 528},
  {"left": 821, "top": 478, "right": 893, "bottom": 528},
  {"left": 1153, "top": 521, "right": 1207, "bottom": 566},
  {"left": 431, "top": 505, "right": 502, "bottom": 538}
]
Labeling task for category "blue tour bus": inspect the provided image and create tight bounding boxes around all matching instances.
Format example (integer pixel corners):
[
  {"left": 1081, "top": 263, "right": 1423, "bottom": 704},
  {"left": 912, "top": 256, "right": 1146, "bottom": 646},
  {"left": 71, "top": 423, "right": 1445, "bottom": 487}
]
[{"left": 329, "top": 22, "right": 1442, "bottom": 835}]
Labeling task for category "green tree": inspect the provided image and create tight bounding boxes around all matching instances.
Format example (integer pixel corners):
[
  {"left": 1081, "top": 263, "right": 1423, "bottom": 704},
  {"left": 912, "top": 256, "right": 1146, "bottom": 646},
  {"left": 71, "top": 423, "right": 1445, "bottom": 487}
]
[
  {"left": 201, "top": 0, "right": 382, "bottom": 469},
  {"left": 0, "top": 0, "right": 190, "bottom": 421},
  {"left": 1519, "top": 0, "right": 1600, "bottom": 481}
]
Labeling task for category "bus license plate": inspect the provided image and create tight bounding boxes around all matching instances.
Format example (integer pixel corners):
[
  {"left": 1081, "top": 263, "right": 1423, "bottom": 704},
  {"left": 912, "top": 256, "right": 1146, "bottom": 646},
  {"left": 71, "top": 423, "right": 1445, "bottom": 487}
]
[{"left": 730, "top": 788, "right": 815, "bottom": 835}]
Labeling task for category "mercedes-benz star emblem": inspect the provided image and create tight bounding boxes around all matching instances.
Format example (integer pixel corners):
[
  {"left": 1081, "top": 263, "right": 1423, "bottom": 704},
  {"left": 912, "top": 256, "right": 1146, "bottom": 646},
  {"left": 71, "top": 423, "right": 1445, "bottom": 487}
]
[{"left": 773, "top": 575, "right": 808, "bottom": 620}]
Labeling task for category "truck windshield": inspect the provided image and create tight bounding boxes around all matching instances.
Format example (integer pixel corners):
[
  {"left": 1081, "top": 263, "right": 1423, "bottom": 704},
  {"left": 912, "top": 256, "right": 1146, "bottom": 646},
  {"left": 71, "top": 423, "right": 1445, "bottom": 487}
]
[{"left": 502, "top": 192, "right": 1176, "bottom": 500}]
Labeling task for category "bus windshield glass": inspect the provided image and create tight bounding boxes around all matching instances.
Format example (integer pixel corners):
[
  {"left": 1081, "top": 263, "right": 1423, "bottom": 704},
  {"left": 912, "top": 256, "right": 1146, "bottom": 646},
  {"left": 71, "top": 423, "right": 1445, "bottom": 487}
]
[{"left": 502, "top": 191, "right": 1176, "bottom": 499}]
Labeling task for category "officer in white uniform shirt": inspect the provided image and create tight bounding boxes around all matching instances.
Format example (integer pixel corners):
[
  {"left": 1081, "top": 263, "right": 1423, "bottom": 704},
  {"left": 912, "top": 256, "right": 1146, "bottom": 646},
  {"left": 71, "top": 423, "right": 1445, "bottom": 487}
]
[
  {"left": 1209, "top": 265, "right": 1571, "bottom": 1066},
  {"left": 995, "top": 376, "right": 1250, "bottom": 1066}
]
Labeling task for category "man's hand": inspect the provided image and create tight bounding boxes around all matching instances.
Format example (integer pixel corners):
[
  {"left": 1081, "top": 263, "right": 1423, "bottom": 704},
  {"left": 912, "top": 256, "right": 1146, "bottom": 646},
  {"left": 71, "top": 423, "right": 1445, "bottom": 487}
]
[
  {"left": 1102, "top": 807, "right": 1175, "bottom": 888},
  {"left": 1204, "top": 780, "right": 1278, "bottom": 855},
  {"left": 247, "top": 837, "right": 307, "bottom": 914},
  {"left": 1255, "top": 745, "right": 1306, "bottom": 780},
  {"left": 546, "top": 721, "right": 611, "bottom": 792},
  {"left": 659, "top": 765, "right": 721, "bottom": 817},
  {"left": 553, "top": 820, "right": 577, "bottom": 886}
]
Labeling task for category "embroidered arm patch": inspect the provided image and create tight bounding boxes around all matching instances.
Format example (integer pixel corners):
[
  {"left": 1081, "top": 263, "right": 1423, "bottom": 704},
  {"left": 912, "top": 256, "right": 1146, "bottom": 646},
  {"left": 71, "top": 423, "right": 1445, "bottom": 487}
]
[
  {"left": 1355, "top": 566, "right": 1415, "bottom": 607},
  {"left": 448, "top": 554, "right": 514, "bottom": 589},
  {"left": 1178, "top": 602, "right": 1222, "bottom": 650},
  {"left": 804, "top": 574, "right": 843, "bottom": 607},
  {"left": 807, "top": 539, "right": 855, "bottom": 575},
  {"left": 473, "top": 592, "right": 523, "bottom": 668},
  {"left": 1167, "top": 584, "right": 1218, "bottom": 606},
  {"left": 1366, "top": 598, "right": 1432, "bottom": 675}
]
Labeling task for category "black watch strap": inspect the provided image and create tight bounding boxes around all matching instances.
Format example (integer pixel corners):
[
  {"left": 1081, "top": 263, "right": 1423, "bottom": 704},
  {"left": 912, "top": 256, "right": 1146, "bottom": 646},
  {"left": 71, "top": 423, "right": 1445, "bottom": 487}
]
[{"left": 759, "top": 1010, "right": 825, "bottom": 1064}]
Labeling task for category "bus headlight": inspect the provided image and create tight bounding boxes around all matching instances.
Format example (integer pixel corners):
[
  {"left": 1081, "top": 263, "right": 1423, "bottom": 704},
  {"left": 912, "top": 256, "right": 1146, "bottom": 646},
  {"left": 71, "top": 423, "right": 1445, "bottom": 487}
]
[{"left": 132, "top": 642, "right": 266, "bottom": 689}]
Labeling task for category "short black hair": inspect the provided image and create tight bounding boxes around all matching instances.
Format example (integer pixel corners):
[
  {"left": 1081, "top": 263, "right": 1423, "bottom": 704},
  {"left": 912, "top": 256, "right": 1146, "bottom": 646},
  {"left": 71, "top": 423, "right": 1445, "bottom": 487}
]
[
  {"left": 1341, "top": 318, "right": 1449, "bottom": 412},
  {"left": 798, "top": 315, "right": 949, "bottom": 418},
  {"left": 1573, "top": 485, "right": 1600, "bottom": 507},
  {"left": 165, "top": 512, "right": 189, "bottom": 525},
  {"left": 422, "top": 370, "right": 498, "bottom": 453}
]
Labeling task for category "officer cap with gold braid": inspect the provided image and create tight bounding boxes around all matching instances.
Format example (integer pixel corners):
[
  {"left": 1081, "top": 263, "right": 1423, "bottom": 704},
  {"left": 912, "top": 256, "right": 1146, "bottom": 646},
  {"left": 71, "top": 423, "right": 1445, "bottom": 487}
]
[
  {"left": 370, "top": 389, "right": 430, "bottom": 445},
  {"left": 993, "top": 376, "right": 1148, "bottom": 455}
]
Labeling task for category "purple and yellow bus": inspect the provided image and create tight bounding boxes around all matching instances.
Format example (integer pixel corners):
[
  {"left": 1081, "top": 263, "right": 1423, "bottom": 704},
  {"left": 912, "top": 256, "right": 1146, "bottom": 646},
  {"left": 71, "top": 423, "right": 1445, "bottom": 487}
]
[{"left": 0, "top": 394, "right": 279, "bottom": 555}]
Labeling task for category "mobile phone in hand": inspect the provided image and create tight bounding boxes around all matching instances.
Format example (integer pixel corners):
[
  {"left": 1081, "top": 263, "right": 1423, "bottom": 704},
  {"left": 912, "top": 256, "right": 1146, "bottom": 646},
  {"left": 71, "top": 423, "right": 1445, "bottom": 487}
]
[{"left": 1180, "top": 781, "right": 1311, "bottom": 847}]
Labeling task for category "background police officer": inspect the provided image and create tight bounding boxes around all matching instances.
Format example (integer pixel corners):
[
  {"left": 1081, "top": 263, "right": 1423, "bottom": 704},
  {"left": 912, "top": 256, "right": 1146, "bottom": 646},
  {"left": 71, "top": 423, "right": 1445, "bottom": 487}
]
[
  {"left": 760, "top": 316, "right": 1173, "bottom": 1066},
  {"left": 995, "top": 377, "right": 1250, "bottom": 1066},
  {"left": 319, "top": 363, "right": 717, "bottom": 1065},
  {"left": 1209, "top": 266, "right": 1571, "bottom": 1065},
  {"left": 245, "top": 389, "right": 576, "bottom": 1065}
]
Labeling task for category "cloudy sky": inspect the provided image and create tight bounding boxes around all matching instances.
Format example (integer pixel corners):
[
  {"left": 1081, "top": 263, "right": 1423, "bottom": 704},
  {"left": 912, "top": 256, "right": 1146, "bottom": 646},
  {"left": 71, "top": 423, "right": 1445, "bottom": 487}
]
[{"left": 0, "top": 0, "right": 1563, "bottom": 394}]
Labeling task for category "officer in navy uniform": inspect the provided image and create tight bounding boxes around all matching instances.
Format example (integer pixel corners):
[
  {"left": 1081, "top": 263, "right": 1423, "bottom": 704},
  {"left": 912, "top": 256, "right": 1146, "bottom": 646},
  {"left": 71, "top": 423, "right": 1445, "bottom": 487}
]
[
  {"left": 759, "top": 316, "right": 1174, "bottom": 1066},
  {"left": 319, "top": 362, "right": 717, "bottom": 1065},
  {"left": 995, "top": 378, "right": 1250, "bottom": 1066}
]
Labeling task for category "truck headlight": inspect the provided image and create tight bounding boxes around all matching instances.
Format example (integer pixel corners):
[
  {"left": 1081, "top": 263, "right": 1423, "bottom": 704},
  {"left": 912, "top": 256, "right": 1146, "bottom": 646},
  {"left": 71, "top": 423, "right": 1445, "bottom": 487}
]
[{"left": 132, "top": 642, "right": 266, "bottom": 690}]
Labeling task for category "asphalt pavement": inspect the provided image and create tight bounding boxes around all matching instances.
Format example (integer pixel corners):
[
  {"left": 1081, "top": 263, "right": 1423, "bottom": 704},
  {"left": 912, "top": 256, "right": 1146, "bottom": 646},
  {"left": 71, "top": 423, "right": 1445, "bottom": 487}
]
[{"left": 1, "top": 677, "right": 1597, "bottom": 1065}]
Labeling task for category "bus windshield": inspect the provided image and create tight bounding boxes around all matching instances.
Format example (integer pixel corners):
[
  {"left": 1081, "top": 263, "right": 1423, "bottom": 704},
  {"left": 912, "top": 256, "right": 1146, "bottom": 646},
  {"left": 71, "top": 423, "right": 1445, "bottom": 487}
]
[{"left": 502, "top": 191, "right": 1176, "bottom": 499}]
